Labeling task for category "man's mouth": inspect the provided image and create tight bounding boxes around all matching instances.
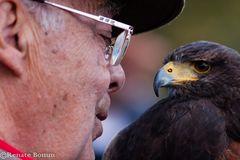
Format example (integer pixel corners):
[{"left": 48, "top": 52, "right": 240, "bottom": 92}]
[{"left": 96, "top": 112, "right": 108, "bottom": 121}]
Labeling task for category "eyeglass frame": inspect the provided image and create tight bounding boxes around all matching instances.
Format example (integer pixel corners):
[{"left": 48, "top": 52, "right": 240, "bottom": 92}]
[{"left": 31, "top": 0, "right": 134, "bottom": 66}]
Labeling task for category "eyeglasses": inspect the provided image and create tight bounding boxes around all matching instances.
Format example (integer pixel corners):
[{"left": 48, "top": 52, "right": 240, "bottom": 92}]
[{"left": 31, "top": 0, "right": 134, "bottom": 66}]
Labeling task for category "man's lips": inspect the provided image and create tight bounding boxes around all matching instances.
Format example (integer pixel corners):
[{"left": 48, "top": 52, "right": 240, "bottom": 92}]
[
  {"left": 96, "top": 112, "right": 108, "bottom": 121},
  {"left": 96, "top": 94, "right": 111, "bottom": 121}
]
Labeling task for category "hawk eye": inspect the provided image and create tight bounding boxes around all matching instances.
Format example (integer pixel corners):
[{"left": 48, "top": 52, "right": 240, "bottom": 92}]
[{"left": 193, "top": 61, "right": 211, "bottom": 73}]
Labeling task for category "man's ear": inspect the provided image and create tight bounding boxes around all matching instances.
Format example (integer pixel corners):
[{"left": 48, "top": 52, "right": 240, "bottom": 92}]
[{"left": 0, "top": 0, "right": 27, "bottom": 76}]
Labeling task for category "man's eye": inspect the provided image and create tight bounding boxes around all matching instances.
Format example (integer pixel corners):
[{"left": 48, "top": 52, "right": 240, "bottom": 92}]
[{"left": 100, "top": 34, "right": 112, "bottom": 46}]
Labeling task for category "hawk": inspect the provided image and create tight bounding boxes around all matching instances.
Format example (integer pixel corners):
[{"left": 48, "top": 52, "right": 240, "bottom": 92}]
[{"left": 103, "top": 41, "right": 240, "bottom": 160}]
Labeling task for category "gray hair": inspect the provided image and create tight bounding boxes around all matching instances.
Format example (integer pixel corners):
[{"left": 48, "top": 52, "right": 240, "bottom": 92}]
[
  {"left": 21, "top": 0, "right": 120, "bottom": 32},
  {"left": 22, "top": 0, "right": 64, "bottom": 31}
]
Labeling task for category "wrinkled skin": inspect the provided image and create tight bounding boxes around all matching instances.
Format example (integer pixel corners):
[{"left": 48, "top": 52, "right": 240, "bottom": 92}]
[{"left": 0, "top": 0, "right": 125, "bottom": 159}]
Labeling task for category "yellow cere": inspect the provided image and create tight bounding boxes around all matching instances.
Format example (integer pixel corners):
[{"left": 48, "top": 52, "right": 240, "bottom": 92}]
[{"left": 163, "top": 61, "right": 199, "bottom": 84}]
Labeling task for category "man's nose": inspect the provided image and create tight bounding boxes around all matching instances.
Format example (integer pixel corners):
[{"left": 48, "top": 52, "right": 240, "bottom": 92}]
[{"left": 108, "top": 65, "right": 126, "bottom": 93}]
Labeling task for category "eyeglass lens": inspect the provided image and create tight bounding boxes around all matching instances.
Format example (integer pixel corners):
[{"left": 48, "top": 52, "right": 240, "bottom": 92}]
[{"left": 111, "top": 31, "right": 130, "bottom": 65}]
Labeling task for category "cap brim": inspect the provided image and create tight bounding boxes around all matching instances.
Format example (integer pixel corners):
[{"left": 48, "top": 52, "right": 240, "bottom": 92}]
[{"left": 112, "top": 0, "right": 185, "bottom": 35}]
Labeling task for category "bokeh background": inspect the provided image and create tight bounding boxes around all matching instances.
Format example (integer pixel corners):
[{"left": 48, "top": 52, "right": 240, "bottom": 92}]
[{"left": 94, "top": 0, "right": 240, "bottom": 159}]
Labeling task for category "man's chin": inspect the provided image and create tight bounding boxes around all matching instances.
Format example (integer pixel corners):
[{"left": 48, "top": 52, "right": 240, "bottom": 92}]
[
  {"left": 92, "top": 117, "right": 103, "bottom": 141},
  {"left": 77, "top": 140, "right": 95, "bottom": 160}
]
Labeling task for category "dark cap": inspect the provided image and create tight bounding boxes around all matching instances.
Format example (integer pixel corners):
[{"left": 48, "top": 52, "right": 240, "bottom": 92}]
[{"left": 112, "top": 0, "right": 185, "bottom": 34}]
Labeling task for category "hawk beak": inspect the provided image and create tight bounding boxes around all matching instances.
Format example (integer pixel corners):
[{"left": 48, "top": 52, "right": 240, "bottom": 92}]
[
  {"left": 154, "top": 68, "right": 173, "bottom": 97},
  {"left": 153, "top": 62, "right": 199, "bottom": 97}
]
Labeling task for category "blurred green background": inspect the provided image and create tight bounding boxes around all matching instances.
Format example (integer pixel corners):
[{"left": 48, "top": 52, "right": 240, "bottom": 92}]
[{"left": 157, "top": 0, "right": 240, "bottom": 50}]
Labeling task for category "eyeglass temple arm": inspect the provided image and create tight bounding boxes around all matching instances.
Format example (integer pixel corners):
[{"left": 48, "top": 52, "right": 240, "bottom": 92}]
[{"left": 31, "top": 0, "right": 133, "bottom": 34}]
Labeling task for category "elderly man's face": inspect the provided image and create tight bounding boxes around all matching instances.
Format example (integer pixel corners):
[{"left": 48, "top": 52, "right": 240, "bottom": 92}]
[{"left": 0, "top": 0, "right": 125, "bottom": 159}]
